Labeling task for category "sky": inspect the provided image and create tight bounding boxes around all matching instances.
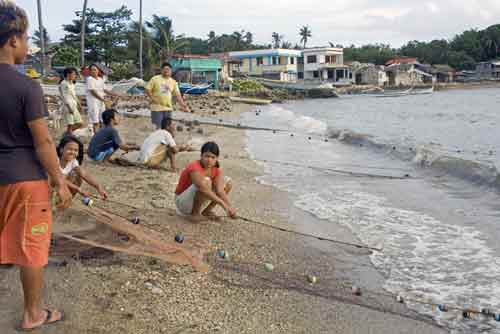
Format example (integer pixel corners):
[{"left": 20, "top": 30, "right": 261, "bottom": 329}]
[{"left": 15, "top": 0, "right": 500, "bottom": 48}]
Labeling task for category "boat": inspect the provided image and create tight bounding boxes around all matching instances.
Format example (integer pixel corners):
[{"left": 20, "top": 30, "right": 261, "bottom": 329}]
[
  {"left": 229, "top": 96, "right": 272, "bottom": 105},
  {"left": 374, "top": 86, "right": 434, "bottom": 98},
  {"left": 255, "top": 78, "right": 339, "bottom": 98},
  {"left": 179, "top": 83, "right": 212, "bottom": 95}
]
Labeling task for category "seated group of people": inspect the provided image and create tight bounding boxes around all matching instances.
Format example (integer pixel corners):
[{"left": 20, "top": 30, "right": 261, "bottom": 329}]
[{"left": 58, "top": 109, "right": 237, "bottom": 221}]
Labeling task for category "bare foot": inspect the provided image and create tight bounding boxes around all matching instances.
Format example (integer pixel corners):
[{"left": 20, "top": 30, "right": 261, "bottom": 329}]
[
  {"left": 186, "top": 215, "right": 207, "bottom": 223},
  {"left": 22, "top": 308, "right": 63, "bottom": 331},
  {"left": 201, "top": 210, "right": 222, "bottom": 221}
]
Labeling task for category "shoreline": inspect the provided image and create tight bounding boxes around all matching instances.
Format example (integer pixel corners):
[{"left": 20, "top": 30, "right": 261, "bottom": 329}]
[{"left": 1, "top": 96, "right": 446, "bottom": 333}]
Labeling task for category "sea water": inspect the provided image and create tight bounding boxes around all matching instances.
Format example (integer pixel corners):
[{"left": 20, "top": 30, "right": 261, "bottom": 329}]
[{"left": 242, "top": 87, "right": 500, "bottom": 333}]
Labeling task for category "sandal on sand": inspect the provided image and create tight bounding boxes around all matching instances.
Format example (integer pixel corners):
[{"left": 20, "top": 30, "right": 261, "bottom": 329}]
[{"left": 17, "top": 309, "right": 64, "bottom": 332}]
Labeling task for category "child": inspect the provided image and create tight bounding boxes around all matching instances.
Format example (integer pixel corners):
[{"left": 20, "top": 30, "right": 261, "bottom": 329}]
[
  {"left": 87, "top": 109, "right": 139, "bottom": 162},
  {"left": 57, "top": 135, "right": 107, "bottom": 199},
  {"left": 175, "top": 141, "right": 236, "bottom": 222},
  {"left": 138, "top": 117, "right": 193, "bottom": 170},
  {"left": 59, "top": 67, "right": 83, "bottom": 135}
]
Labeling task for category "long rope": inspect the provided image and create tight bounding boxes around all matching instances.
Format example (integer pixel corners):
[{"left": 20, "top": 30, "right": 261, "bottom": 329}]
[{"left": 251, "top": 158, "right": 414, "bottom": 180}]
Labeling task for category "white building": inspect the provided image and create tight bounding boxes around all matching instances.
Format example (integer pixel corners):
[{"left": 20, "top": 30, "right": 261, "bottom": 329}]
[{"left": 301, "top": 47, "right": 352, "bottom": 84}]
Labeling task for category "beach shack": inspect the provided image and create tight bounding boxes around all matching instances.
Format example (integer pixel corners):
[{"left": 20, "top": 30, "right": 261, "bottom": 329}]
[
  {"left": 168, "top": 54, "right": 223, "bottom": 89},
  {"left": 228, "top": 49, "right": 302, "bottom": 81},
  {"left": 476, "top": 60, "right": 500, "bottom": 80},
  {"left": 353, "top": 63, "right": 387, "bottom": 86}
]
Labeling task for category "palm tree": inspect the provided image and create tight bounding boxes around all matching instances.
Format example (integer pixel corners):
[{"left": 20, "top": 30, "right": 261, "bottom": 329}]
[
  {"left": 80, "top": 0, "right": 88, "bottom": 66},
  {"left": 146, "top": 15, "right": 188, "bottom": 63},
  {"left": 299, "top": 25, "right": 312, "bottom": 49},
  {"left": 36, "top": 0, "right": 45, "bottom": 75},
  {"left": 244, "top": 31, "right": 253, "bottom": 46},
  {"left": 272, "top": 32, "right": 283, "bottom": 49}
]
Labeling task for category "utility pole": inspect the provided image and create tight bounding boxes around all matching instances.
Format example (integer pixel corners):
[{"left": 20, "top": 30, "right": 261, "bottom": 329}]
[
  {"left": 36, "top": 0, "right": 45, "bottom": 76},
  {"left": 81, "top": 0, "right": 88, "bottom": 67}
]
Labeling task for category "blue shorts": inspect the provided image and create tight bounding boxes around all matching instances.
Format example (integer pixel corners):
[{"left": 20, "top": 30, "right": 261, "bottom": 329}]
[{"left": 90, "top": 147, "right": 115, "bottom": 162}]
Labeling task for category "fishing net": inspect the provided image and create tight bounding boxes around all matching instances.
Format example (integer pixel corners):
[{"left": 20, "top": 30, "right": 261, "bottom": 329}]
[{"left": 52, "top": 203, "right": 209, "bottom": 273}]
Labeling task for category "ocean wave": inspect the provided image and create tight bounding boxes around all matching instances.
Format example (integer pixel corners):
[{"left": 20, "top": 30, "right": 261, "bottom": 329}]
[{"left": 326, "top": 126, "right": 500, "bottom": 189}]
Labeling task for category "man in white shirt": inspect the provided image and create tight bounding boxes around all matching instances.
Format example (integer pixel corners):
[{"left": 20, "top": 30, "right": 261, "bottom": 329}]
[
  {"left": 139, "top": 118, "right": 192, "bottom": 170},
  {"left": 86, "top": 64, "right": 119, "bottom": 132}
]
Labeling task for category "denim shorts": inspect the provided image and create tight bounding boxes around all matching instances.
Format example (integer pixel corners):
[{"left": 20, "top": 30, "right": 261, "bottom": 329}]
[{"left": 90, "top": 147, "right": 115, "bottom": 162}]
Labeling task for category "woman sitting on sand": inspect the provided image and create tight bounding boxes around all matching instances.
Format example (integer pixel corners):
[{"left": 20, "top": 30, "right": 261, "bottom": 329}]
[
  {"left": 57, "top": 135, "right": 108, "bottom": 200},
  {"left": 175, "top": 142, "right": 237, "bottom": 221}
]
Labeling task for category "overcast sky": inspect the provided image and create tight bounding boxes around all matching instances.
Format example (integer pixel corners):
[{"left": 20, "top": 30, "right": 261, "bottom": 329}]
[{"left": 15, "top": 0, "right": 500, "bottom": 48}]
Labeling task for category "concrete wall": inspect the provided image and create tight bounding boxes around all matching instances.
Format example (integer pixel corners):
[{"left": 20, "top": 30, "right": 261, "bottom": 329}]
[{"left": 303, "top": 49, "right": 344, "bottom": 73}]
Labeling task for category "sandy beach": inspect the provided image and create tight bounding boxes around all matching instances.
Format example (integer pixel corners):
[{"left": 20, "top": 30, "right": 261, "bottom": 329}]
[{"left": 0, "top": 95, "right": 448, "bottom": 334}]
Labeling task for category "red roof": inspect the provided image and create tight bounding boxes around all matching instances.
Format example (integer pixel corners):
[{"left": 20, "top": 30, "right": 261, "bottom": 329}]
[{"left": 385, "top": 57, "right": 418, "bottom": 66}]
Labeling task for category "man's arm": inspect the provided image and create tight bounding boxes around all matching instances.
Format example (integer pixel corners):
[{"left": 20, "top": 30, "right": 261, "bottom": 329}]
[
  {"left": 174, "top": 89, "right": 190, "bottom": 113},
  {"left": 90, "top": 89, "right": 106, "bottom": 102},
  {"left": 28, "top": 119, "right": 72, "bottom": 209}
]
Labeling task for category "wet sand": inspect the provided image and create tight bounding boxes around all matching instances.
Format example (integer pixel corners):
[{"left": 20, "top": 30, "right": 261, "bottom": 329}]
[{"left": 0, "top": 94, "right": 447, "bottom": 333}]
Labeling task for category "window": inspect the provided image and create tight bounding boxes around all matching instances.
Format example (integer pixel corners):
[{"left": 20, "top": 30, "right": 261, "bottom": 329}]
[
  {"left": 325, "top": 55, "right": 336, "bottom": 64},
  {"left": 290, "top": 57, "right": 295, "bottom": 65},
  {"left": 313, "top": 71, "right": 319, "bottom": 78},
  {"left": 279, "top": 57, "right": 285, "bottom": 65},
  {"left": 307, "top": 55, "right": 317, "bottom": 64},
  {"left": 256, "top": 57, "right": 263, "bottom": 66},
  {"left": 298, "top": 72, "right": 304, "bottom": 79},
  {"left": 272, "top": 56, "right": 279, "bottom": 65}
]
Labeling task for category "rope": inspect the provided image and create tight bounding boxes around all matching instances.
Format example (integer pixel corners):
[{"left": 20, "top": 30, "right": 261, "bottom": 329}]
[
  {"left": 251, "top": 158, "right": 414, "bottom": 180},
  {"left": 233, "top": 215, "right": 382, "bottom": 252}
]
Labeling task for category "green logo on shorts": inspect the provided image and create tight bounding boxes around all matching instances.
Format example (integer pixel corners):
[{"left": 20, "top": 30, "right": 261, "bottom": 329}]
[{"left": 31, "top": 223, "right": 49, "bottom": 235}]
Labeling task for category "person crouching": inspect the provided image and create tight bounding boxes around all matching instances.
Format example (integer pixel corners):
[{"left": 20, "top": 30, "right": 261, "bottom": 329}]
[
  {"left": 175, "top": 141, "right": 236, "bottom": 222},
  {"left": 87, "top": 109, "right": 139, "bottom": 162}
]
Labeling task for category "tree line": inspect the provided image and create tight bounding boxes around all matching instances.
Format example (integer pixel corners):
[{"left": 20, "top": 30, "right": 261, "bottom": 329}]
[{"left": 34, "top": 5, "right": 500, "bottom": 79}]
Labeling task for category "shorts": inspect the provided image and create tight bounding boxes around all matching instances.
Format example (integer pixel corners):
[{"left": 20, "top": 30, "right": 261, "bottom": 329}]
[
  {"left": 65, "top": 108, "right": 83, "bottom": 126},
  {"left": 0, "top": 180, "right": 52, "bottom": 267},
  {"left": 90, "top": 147, "right": 115, "bottom": 162},
  {"left": 175, "top": 184, "right": 198, "bottom": 216},
  {"left": 151, "top": 110, "right": 172, "bottom": 129},
  {"left": 175, "top": 176, "right": 232, "bottom": 216}
]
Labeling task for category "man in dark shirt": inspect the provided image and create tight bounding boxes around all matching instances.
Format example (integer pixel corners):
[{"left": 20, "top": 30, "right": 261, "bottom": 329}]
[
  {"left": 0, "top": 1, "right": 71, "bottom": 331},
  {"left": 88, "top": 109, "right": 139, "bottom": 161}
]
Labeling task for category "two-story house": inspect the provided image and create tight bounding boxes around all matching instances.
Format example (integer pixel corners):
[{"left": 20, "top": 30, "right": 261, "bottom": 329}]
[
  {"left": 228, "top": 49, "right": 302, "bottom": 81},
  {"left": 301, "top": 47, "right": 352, "bottom": 84}
]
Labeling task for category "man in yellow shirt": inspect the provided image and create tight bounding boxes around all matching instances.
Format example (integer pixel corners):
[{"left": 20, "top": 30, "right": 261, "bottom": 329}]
[{"left": 145, "top": 62, "right": 191, "bottom": 128}]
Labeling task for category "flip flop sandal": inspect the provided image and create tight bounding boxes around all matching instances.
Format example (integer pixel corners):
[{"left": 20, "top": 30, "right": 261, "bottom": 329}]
[{"left": 17, "top": 309, "right": 64, "bottom": 332}]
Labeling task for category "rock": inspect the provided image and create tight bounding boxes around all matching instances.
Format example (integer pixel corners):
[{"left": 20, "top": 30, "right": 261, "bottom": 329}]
[
  {"left": 176, "top": 125, "right": 184, "bottom": 132},
  {"left": 264, "top": 263, "right": 274, "bottom": 272},
  {"left": 193, "top": 120, "right": 201, "bottom": 126},
  {"left": 151, "top": 287, "right": 163, "bottom": 295},
  {"left": 196, "top": 128, "right": 204, "bottom": 135},
  {"left": 307, "top": 275, "right": 318, "bottom": 284}
]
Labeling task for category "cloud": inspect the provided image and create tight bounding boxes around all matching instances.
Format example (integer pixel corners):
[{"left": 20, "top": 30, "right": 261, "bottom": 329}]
[{"left": 13, "top": 0, "right": 500, "bottom": 48}]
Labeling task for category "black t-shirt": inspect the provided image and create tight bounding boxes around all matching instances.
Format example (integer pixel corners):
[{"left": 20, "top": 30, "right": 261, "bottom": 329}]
[{"left": 0, "top": 64, "right": 48, "bottom": 185}]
